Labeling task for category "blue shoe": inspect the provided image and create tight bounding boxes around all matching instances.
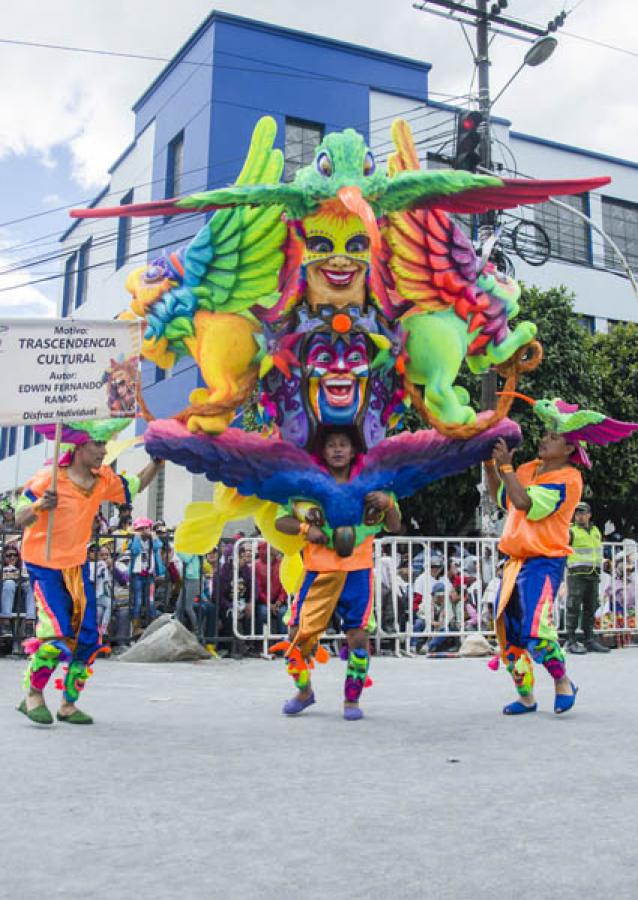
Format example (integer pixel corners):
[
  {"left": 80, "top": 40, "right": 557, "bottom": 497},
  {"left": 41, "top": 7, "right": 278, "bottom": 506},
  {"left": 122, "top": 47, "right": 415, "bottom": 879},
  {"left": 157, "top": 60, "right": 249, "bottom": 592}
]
[
  {"left": 282, "top": 691, "right": 315, "bottom": 716},
  {"left": 554, "top": 681, "right": 578, "bottom": 715},
  {"left": 503, "top": 700, "right": 537, "bottom": 715},
  {"left": 343, "top": 705, "right": 364, "bottom": 721}
]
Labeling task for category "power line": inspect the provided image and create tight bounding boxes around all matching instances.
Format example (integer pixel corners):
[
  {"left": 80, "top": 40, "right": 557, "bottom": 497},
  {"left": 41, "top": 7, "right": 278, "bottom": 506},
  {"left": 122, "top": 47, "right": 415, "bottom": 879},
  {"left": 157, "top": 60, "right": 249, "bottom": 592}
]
[
  {"left": 559, "top": 28, "right": 638, "bottom": 60},
  {"left": 2, "top": 98, "right": 471, "bottom": 262},
  {"left": 2, "top": 96, "right": 467, "bottom": 236},
  {"left": 416, "top": 2, "right": 638, "bottom": 60},
  {"left": 0, "top": 117, "right": 464, "bottom": 287},
  {"left": 0, "top": 36, "right": 470, "bottom": 96}
]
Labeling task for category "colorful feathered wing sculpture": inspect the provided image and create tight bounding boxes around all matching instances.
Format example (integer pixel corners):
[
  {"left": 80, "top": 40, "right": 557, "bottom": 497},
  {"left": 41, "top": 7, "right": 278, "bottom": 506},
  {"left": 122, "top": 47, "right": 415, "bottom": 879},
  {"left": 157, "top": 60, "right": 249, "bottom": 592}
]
[
  {"left": 118, "top": 118, "right": 292, "bottom": 433},
  {"left": 75, "top": 115, "right": 610, "bottom": 430},
  {"left": 144, "top": 414, "right": 521, "bottom": 528}
]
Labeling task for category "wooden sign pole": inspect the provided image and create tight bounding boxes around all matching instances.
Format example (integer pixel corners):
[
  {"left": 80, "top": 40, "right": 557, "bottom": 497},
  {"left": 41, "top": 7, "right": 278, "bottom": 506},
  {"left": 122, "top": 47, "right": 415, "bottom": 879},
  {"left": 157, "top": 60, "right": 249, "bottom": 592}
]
[{"left": 44, "top": 422, "right": 63, "bottom": 562}]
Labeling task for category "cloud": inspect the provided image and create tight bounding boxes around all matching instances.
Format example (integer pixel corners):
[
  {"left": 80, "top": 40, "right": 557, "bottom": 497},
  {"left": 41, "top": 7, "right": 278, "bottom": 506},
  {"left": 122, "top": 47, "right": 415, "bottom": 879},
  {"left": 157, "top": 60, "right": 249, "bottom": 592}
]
[
  {"left": 0, "top": 260, "right": 57, "bottom": 318},
  {"left": 0, "top": 1, "right": 211, "bottom": 189},
  {"left": 0, "top": 233, "right": 57, "bottom": 318}
]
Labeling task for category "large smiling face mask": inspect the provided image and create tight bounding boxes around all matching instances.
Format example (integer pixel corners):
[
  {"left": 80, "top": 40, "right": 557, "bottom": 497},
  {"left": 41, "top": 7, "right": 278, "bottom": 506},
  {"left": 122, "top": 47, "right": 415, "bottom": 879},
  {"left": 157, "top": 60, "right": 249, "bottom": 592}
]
[
  {"left": 305, "top": 332, "right": 370, "bottom": 426},
  {"left": 302, "top": 207, "right": 371, "bottom": 311}
]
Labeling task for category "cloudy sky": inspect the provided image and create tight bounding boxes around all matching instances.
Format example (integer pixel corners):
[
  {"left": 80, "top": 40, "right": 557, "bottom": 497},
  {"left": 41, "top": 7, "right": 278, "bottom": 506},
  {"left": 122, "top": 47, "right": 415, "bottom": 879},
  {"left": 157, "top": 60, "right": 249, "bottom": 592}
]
[{"left": 0, "top": 0, "right": 634, "bottom": 316}]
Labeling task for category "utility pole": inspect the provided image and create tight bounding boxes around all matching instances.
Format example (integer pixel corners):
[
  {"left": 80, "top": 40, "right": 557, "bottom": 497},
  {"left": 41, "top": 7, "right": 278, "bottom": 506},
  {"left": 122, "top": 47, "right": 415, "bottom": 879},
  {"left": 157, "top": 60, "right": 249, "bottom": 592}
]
[
  {"left": 475, "top": 0, "right": 497, "bottom": 413},
  {"left": 475, "top": 0, "right": 492, "bottom": 179},
  {"left": 415, "top": 0, "right": 548, "bottom": 414},
  {"left": 413, "top": 0, "right": 549, "bottom": 535}
]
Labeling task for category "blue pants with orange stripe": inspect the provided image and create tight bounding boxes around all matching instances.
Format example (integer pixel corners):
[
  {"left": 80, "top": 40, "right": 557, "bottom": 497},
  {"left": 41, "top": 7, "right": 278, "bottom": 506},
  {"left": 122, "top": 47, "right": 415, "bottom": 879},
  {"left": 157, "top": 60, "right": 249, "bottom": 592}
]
[
  {"left": 286, "top": 568, "right": 374, "bottom": 704},
  {"left": 289, "top": 568, "right": 374, "bottom": 657},
  {"left": 23, "top": 562, "right": 99, "bottom": 702},
  {"left": 498, "top": 556, "right": 567, "bottom": 696}
]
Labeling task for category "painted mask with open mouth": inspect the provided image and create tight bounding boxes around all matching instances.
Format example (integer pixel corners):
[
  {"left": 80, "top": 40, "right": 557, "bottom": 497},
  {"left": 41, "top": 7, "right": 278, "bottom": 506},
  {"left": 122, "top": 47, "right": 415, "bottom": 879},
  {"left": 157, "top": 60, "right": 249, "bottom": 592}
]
[{"left": 305, "top": 333, "right": 369, "bottom": 425}]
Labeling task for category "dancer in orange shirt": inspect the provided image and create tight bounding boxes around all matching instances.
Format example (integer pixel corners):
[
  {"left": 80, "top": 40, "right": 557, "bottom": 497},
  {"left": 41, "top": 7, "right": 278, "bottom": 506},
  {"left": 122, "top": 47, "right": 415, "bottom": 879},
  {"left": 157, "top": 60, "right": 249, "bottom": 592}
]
[
  {"left": 275, "top": 429, "right": 401, "bottom": 721},
  {"left": 14, "top": 421, "right": 162, "bottom": 726},
  {"left": 484, "top": 431, "right": 582, "bottom": 715},
  {"left": 486, "top": 395, "right": 638, "bottom": 715}
]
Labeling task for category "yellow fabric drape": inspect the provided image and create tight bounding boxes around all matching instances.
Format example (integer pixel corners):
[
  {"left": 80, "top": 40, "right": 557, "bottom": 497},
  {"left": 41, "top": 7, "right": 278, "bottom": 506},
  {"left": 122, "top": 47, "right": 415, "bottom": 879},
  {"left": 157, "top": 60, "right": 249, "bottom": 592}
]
[
  {"left": 61, "top": 566, "right": 88, "bottom": 651},
  {"left": 495, "top": 557, "right": 524, "bottom": 661}
]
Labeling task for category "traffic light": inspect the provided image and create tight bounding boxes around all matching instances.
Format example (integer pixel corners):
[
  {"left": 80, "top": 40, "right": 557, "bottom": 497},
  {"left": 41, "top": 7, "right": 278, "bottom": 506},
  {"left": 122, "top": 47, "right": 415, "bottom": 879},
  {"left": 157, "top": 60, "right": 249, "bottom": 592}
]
[{"left": 454, "top": 110, "right": 484, "bottom": 172}]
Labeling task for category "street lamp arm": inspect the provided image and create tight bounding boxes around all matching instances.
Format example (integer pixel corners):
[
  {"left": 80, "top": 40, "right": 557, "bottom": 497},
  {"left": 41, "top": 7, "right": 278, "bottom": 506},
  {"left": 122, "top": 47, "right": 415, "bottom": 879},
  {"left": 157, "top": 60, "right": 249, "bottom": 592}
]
[
  {"left": 490, "top": 61, "right": 526, "bottom": 107},
  {"left": 546, "top": 196, "right": 638, "bottom": 301}
]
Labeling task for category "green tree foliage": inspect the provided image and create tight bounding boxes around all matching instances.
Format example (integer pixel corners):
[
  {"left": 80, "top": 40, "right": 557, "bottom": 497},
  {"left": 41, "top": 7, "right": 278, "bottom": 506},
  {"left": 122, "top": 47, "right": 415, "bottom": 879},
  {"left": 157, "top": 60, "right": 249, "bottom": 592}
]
[
  {"left": 586, "top": 322, "right": 638, "bottom": 536},
  {"left": 514, "top": 284, "right": 602, "bottom": 461},
  {"left": 398, "top": 363, "right": 482, "bottom": 536}
]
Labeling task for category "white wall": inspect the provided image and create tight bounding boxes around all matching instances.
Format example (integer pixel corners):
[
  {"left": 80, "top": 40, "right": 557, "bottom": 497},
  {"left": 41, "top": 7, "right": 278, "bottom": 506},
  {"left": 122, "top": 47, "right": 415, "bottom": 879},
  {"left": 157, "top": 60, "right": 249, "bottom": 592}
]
[
  {"left": 0, "top": 436, "right": 47, "bottom": 498},
  {"left": 510, "top": 134, "right": 638, "bottom": 323}
]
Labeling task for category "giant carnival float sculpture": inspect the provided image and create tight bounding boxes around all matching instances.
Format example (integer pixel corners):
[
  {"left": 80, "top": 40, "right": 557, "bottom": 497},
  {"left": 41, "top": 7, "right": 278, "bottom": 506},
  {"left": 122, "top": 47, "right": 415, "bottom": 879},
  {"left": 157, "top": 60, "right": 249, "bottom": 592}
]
[{"left": 72, "top": 116, "right": 615, "bottom": 652}]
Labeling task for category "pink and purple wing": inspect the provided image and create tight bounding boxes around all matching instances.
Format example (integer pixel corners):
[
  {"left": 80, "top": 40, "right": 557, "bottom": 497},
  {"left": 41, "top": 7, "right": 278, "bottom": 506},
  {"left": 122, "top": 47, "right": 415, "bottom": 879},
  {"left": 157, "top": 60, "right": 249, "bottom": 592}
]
[
  {"left": 144, "top": 419, "right": 339, "bottom": 509},
  {"left": 352, "top": 414, "right": 522, "bottom": 500},
  {"left": 427, "top": 177, "right": 611, "bottom": 216},
  {"left": 566, "top": 417, "right": 638, "bottom": 446}
]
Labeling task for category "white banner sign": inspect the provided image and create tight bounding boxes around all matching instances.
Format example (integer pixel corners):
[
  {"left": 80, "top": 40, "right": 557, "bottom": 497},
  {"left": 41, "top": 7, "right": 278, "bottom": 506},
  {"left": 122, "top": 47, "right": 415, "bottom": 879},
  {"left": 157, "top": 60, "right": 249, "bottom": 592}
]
[{"left": 0, "top": 318, "right": 142, "bottom": 426}]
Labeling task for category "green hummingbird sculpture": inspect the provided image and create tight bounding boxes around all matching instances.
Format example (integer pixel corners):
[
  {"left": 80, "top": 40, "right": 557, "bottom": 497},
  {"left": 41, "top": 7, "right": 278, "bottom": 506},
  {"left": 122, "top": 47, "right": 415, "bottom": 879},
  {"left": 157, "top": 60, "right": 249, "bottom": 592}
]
[
  {"left": 70, "top": 116, "right": 610, "bottom": 235},
  {"left": 500, "top": 392, "right": 638, "bottom": 467}
]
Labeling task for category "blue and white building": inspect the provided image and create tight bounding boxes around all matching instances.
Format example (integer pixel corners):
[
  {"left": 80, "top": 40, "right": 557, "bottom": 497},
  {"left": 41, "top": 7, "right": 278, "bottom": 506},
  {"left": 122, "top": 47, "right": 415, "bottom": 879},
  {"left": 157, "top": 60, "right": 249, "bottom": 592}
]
[{"left": 2, "top": 11, "right": 637, "bottom": 520}]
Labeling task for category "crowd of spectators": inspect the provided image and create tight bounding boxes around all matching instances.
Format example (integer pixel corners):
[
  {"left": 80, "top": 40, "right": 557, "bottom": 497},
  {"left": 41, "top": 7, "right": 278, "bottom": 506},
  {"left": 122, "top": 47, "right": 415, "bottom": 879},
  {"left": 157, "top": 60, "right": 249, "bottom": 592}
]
[
  {"left": 0, "top": 498, "right": 291, "bottom": 657},
  {"left": 0, "top": 497, "right": 636, "bottom": 655},
  {"left": 376, "top": 542, "right": 501, "bottom": 653}
]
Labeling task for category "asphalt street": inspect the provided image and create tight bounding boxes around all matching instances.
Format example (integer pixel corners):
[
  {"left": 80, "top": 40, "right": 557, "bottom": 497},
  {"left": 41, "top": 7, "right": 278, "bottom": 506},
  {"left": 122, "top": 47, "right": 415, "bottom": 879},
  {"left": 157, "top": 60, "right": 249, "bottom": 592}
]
[{"left": 1, "top": 649, "right": 636, "bottom": 900}]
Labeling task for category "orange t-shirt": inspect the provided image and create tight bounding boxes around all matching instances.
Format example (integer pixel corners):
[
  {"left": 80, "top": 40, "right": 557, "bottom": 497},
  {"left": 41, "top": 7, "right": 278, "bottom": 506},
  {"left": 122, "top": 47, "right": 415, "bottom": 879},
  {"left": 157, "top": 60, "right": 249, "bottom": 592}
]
[
  {"left": 21, "top": 466, "right": 131, "bottom": 569},
  {"left": 498, "top": 460, "right": 583, "bottom": 559},
  {"left": 302, "top": 535, "right": 375, "bottom": 573}
]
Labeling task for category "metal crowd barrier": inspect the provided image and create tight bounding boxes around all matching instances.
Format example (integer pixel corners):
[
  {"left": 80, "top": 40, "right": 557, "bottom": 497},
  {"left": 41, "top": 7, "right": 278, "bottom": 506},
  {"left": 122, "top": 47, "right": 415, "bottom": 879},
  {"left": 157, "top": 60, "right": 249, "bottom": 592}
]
[
  {"left": 0, "top": 522, "right": 242, "bottom": 655},
  {"left": 231, "top": 535, "right": 638, "bottom": 655},
  {"left": 1, "top": 525, "right": 636, "bottom": 657}
]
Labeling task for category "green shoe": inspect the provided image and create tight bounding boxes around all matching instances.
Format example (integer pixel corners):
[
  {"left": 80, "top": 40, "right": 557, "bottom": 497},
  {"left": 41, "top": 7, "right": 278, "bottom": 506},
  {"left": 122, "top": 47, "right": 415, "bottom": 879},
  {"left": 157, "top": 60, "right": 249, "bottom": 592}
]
[
  {"left": 56, "top": 709, "right": 94, "bottom": 725},
  {"left": 17, "top": 698, "right": 54, "bottom": 726}
]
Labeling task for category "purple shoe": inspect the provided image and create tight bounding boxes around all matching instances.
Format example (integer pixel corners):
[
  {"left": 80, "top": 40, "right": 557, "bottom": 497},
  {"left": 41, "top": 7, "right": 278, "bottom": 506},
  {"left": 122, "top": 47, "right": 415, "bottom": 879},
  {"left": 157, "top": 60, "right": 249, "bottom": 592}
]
[
  {"left": 282, "top": 691, "right": 315, "bottom": 716},
  {"left": 343, "top": 705, "right": 364, "bottom": 721}
]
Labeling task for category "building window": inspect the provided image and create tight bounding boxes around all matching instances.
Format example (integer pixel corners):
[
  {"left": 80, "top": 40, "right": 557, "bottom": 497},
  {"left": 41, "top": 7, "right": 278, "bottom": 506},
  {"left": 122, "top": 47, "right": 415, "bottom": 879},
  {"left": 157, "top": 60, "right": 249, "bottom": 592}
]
[
  {"left": 0, "top": 429, "right": 7, "bottom": 461},
  {"left": 534, "top": 193, "right": 589, "bottom": 265},
  {"left": 284, "top": 118, "right": 323, "bottom": 182},
  {"left": 575, "top": 314, "right": 595, "bottom": 335},
  {"left": 75, "top": 238, "right": 91, "bottom": 308},
  {"left": 23, "top": 427, "right": 32, "bottom": 450},
  {"left": 34, "top": 429, "right": 44, "bottom": 446},
  {"left": 602, "top": 197, "right": 638, "bottom": 272},
  {"left": 7, "top": 428, "right": 17, "bottom": 457},
  {"left": 166, "top": 131, "right": 185, "bottom": 198},
  {"left": 62, "top": 251, "right": 78, "bottom": 317},
  {"left": 116, "top": 189, "right": 133, "bottom": 270}
]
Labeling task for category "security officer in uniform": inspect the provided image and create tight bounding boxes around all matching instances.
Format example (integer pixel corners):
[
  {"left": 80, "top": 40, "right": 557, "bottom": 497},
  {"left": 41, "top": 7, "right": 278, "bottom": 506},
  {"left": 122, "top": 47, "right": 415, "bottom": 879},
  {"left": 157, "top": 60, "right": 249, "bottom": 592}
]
[{"left": 565, "top": 501, "right": 610, "bottom": 653}]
